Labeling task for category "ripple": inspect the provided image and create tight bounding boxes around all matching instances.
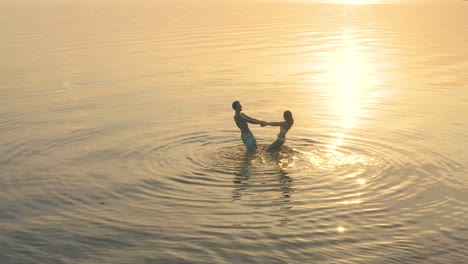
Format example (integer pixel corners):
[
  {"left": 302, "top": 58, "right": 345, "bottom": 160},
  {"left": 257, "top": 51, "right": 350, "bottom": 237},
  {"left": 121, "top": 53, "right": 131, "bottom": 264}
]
[{"left": 112, "top": 124, "right": 466, "bottom": 222}]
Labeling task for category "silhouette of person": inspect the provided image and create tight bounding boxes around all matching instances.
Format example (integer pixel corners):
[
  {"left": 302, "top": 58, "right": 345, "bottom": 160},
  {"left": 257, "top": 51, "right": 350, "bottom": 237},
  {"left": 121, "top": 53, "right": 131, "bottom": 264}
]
[
  {"left": 263, "top": 110, "right": 294, "bottom": 152},
  {"left": 232, "top": 101, "right": 266, "bottom": 150}
]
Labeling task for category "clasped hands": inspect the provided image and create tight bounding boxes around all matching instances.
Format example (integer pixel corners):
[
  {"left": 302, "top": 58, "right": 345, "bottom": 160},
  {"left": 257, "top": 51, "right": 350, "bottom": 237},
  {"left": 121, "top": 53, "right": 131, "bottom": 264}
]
[{"left": 260, "top": 121, "right": 268, "bottom": 127}]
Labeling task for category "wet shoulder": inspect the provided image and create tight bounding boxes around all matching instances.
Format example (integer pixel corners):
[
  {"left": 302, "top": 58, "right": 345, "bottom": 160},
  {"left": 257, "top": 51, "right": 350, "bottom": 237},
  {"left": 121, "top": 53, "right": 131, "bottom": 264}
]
[{"left": 234, "top": 113, "right": 246, "bottom": 122}]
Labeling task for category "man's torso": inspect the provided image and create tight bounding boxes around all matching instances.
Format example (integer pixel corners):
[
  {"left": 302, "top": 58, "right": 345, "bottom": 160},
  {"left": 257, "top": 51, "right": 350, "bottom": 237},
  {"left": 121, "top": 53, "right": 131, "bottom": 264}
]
[{"left": 234, "top": 113, "right": 252, "bottom": 134}]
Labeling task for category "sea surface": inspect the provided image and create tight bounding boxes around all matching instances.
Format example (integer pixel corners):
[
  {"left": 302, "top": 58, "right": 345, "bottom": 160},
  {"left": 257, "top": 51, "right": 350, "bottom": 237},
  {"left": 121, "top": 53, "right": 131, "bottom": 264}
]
[{"left": 1, "top": 0, "right": 467, "bottom": 263}]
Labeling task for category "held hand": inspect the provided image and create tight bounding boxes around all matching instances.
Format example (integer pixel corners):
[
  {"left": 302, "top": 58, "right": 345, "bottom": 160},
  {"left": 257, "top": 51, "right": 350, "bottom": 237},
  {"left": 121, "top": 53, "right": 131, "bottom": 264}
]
[{"left": 260, "top": 121, "right": 268, "bottom": 127}]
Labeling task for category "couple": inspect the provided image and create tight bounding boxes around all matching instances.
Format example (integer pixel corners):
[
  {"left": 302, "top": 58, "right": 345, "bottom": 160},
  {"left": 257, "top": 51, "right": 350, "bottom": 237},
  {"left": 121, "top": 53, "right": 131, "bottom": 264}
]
[{"left": 232, "top": 101, "right": 294, "bottom": 152}]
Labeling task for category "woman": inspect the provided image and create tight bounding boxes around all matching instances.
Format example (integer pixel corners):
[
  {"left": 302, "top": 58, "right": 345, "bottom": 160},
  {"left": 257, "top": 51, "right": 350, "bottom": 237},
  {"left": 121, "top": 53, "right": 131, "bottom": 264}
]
[{"left": 265, "top": 110, "right": 294, "bottom": 152}]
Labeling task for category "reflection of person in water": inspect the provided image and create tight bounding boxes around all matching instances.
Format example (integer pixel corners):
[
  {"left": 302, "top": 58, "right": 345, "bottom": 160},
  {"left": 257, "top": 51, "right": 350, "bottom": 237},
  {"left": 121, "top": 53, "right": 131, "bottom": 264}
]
[
  {"left": 232, "top": 153, "right": 294, "bottom": 226},
  {"left": 232, "top": 101, "right": 266, "bottom": 150},
  {"left": 263, "top": 111, "right": 294, "bottom": 152}
]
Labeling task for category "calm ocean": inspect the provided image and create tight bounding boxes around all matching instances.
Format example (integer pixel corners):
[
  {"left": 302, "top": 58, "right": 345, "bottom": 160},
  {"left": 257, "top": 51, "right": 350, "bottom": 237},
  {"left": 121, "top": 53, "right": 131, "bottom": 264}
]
[{"left": 1, "top": 0, "right": 467, "bottom": 263}]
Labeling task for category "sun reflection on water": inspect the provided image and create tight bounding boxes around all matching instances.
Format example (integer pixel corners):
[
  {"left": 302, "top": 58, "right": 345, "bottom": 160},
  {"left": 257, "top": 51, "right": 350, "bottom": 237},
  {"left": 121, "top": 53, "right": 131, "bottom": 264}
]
[
  {"left": 332, "top": 28, "right": 378, "bottom": 130},
  {"left": 337, "top": 226, "right": 346, "bottom": 234},
  {"left": 327, "top": 0, "right": 383, "bottom": 4},
  {"left": 357, "top": 178, "right": 366, "bottom": 185},
  {"left": 311, "top": 27, "right": 382, "bottom": 159},
  {"left": 301, "top": 145, "right": 370, "bottom": 172}
]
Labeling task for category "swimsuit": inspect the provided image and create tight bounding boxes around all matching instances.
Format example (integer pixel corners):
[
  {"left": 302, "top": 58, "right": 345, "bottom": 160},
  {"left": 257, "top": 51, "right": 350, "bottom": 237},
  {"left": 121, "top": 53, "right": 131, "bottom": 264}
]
[
  {"left": 241, "top": 132, "right": 257, "bottom": 149},
  {"left": 267, "top": 126, "right": 290, "bottom": 152},
  {"left": 276, "top": 127, "right": 288, "bottom": 143}
]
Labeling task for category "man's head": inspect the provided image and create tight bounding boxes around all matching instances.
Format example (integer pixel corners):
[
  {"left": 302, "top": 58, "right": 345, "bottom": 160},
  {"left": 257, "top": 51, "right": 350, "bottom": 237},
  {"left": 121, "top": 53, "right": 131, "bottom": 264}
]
[{"left": 232, "top": 101, "right": 242, "bottom": 111}]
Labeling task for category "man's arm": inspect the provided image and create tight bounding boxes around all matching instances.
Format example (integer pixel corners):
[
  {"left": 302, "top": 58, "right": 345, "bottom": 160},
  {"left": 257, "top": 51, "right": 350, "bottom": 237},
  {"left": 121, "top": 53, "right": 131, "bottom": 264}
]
[{"left": 241, "top": 113, "right": 265, "bottom": 125}]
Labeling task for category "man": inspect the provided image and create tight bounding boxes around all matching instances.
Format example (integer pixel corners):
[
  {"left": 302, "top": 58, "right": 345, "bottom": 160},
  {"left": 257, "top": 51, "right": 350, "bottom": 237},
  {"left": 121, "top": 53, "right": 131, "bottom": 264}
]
[{"left": 232, "top": 101, "right": 266, "bottom": 150}]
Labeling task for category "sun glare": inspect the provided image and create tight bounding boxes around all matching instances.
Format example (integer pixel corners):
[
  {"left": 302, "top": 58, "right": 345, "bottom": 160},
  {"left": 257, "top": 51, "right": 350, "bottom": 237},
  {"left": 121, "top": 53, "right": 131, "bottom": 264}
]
[
  {"left": 336, "top": 0, "right": 381, "bottom": 4},
  {"left": 312, "top": 26, "right": 380, "bottom": 150},
  {"left": 337, "top": 226, "right": 346, "bottom": 233}
]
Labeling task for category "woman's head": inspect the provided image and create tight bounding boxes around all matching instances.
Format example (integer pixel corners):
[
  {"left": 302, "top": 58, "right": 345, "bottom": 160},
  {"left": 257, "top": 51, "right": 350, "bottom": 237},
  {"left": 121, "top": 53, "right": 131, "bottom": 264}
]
[{"left": 283, "top": 110, "right": 294, "bottom": 128}]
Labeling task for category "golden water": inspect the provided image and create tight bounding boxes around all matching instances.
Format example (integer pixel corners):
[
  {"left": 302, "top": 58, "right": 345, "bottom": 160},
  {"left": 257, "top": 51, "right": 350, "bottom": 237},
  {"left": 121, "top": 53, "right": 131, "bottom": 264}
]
[{"left": 1, "top": 0, "right": 467, "bottom": 263}]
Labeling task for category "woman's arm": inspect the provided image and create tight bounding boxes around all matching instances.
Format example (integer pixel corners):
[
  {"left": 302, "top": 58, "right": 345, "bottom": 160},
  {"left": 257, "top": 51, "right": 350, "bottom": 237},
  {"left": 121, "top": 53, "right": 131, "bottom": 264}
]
[{"left": 266, "top": 121, "right": 286, "bottom": 126}]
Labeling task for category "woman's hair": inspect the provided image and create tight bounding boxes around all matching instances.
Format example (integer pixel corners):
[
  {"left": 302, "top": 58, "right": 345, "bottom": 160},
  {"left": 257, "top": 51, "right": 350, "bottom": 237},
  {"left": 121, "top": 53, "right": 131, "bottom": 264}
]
[{"left": 283, "top": 110, "right": 294, "bottom": 129}]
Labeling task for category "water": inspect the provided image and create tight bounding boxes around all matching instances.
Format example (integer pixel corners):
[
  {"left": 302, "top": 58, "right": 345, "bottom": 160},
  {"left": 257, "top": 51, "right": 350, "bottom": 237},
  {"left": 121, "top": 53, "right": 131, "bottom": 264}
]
[{"left": 1, "top": 0, "right": 468, "bottom": 263}]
